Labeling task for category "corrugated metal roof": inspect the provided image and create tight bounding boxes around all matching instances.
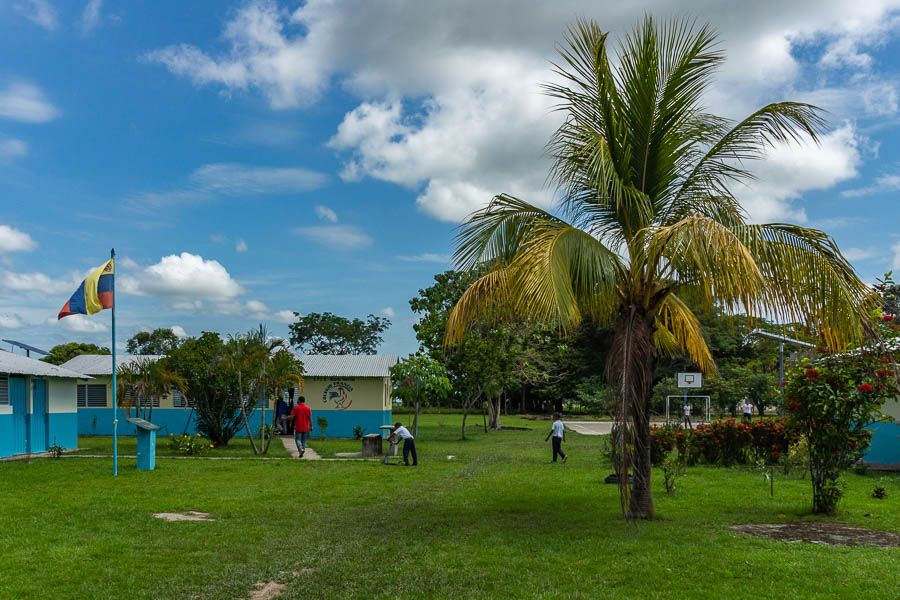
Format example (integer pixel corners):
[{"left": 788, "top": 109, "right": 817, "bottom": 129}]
[
  {"left": 60, "top": 354, "right": 163, "bottom": 375},
  {"left": 296, "top": 354, "right": 400, "bottom": 378},
  {"left": 0, "top": 350, "right": 90, "bottom": 379}
]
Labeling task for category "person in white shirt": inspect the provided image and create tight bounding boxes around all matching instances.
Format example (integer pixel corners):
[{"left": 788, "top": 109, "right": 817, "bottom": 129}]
[
  {"left": 741, "top": 399, "right": 754, "bottom": 423},
  {"left": 683, "top": 402, "right": 692, "bottom": 429},
  {"left": 391, "top": 422, "right": 417, "bottom": 466},
  {"left": 544, "top": 412, "right": 568, "bottom": 463}
]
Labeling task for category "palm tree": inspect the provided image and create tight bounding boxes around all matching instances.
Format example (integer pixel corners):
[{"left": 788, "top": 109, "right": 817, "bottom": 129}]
[{"left": 445, "top": 17, "right": 873, "bottom": 519}]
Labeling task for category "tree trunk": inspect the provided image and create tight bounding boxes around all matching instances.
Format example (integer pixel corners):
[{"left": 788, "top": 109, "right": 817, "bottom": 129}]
[
  {"left": 461, "top": 403, "right": 468, "bottom": 440},
  {"left": 606, "top": 306, "right": 657, "bottom": 520},
  {"left": 413, "top": 400, "right": 420, "bottom": 438},
  {"left": 237, "top": 371, "right": 259, "bottom": 455}
]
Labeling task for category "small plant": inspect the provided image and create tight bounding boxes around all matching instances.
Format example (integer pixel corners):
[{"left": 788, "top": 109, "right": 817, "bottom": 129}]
[
  {"left": 755, "top": 457, "right": 775, "bottom": 497},
  {"left": 352, "top": 425, "right": 365, "bottom": 439},
  {"left": 48, "top": 438, "right": 65, "bottom": 459},
  {"left": 317, "top": 416, "right": 328, "bottom": 440},
  {"left": 169, "top": 433, "right": 212, "bottom": 456},
  {"left": 258, "top": 424, "right": 281, "bottom": 441},
  {"left": 661, "top": 450, "right": 686, "bottom": 494},
  {"left": 872, "top": 477, "right": 890, "bottom": 499}
]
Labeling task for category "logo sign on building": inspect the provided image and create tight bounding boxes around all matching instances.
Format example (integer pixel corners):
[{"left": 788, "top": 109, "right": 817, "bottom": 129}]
[
  {"left": 323, "top": 381, "right": 354, "bottom": 410},
  {"left": 677, "top": 372, "right": 703, "bottom": 389}
]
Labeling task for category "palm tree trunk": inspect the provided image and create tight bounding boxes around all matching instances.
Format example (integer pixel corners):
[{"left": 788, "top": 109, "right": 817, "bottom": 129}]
[
  {"left": 607, "top": 306, "right": 657, "bottom": 520},
  {"left": 237, "top": 370, "right": 259, "bottom": 455}
]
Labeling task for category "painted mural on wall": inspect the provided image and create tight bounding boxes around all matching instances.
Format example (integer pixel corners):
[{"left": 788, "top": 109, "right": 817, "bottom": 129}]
[{"left": 323, "top": 381, "right": 354, "bottom": 410}]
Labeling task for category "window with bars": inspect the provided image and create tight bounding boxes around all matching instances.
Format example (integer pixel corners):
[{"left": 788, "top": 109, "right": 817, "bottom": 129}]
[
  {"left": 77, "top": 384, "right": 108, "bottom": 407},
  {"left": 171, "top": 389, "right": 195, "bottom": 408},
  {"left": 0, "top": 375, "right": 8, "bottom": 405}
]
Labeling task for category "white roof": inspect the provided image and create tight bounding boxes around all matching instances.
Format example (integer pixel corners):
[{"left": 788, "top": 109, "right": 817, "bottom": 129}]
[
  {"left": 296, "top": 355, "right": 399, "bottom": 378},
  {"left": 0, "top": 350, "right": 89, "bottom": 379},
  {"left": 60, "top": 354, "right": 163, "bottom": 376}
]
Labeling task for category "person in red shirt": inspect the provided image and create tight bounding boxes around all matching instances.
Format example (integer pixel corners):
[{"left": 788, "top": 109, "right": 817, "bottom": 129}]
[{"left": 288, "top": 396, "right": 313, "bottom": 457}]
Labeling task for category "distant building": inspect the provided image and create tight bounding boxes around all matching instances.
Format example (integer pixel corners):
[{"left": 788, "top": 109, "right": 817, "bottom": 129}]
[
  {"left": 0, "top": 350, "right": 87, "bottom": 458},
  {"left": 62, "top": 354, "right": 398, "bottom": 438},
  {"left": 866, "top": 396, "right": 900, "bottom": 469}
]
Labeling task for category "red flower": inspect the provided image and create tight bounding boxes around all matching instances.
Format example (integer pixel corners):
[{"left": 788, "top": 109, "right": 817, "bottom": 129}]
[
  {"left": 816, "top": 345, "right": 828, "bottom": 352},
  {"left": 850, "top": 442, "right": 857, "bottom": 449},
  {"left": 789, "top": 401, "right": 801, "bottom": 411},
  {"left": 806, "top": 369, "right": 819, "bottom": 378},
  {"left": 884, "top": 315, "right": 895, "bottom": 322},
  {"left": 891, "top": 325, "right": 899, "bottom": 331},
  {"left": 772, "top": 450, "right": 780, "bottom": 459},
  {"left": 858, "top": 383, "right": 873, "bottom": 392}
]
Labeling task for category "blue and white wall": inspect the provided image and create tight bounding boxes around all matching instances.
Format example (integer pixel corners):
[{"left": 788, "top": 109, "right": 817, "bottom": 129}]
[
  {"left": 77, "top": 375, "right": 392, "bottom": 438},
  {"left": 0, "top": 375, "right": 78, "bottom": 458},
  {"left": 865, "top": 396, "right": 900, "bottom": 468}
]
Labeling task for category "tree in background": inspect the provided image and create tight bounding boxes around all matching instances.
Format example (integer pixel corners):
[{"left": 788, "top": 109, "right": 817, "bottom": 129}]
[
  {"left": 390, "top": 353, "right": 451, "bottom": 436},
  {"left": 164, "top": 332, "right": 242, "bottom": 446},
  {"left": 126, "top": 328, "right": 182, "bottom": 355},
  {"left": 446, "top": 17, "right": 871, "bottom": 519},
  {"left": 289, "top": 312, "right": 391, "bottom": 355},
  {"left": 116, "top": 356, "right": 186, "bottom": 422},
  {"left": 41, "top": 342, "right": 109, "bottom": 366}
]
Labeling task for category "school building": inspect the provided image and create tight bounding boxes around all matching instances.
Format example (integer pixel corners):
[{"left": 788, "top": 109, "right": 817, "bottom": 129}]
[
  {"left": 62, "top": 353, "right": 398, "bottom": 438},
  {"left": 865, "top": 395, "right": 900, "bottom": 469},
  {"left": 0, "top": 350, "right": 87, "bottom": 458}
]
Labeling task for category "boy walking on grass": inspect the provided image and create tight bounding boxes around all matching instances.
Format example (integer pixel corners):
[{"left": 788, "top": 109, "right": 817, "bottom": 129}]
[
  {"left": 288, "top": 396, "right": 313, "bottom": 457},
  {"left": 545, "top": 413, "right": 567, "bottom": 463}
]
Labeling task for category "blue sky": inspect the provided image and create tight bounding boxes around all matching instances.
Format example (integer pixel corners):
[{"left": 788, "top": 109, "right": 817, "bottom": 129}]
[{"left": 2, "top": 0, "right": 900, "bottom": 357}]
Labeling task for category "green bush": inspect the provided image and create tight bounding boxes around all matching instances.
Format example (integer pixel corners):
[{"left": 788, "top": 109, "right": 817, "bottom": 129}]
[{"left": 168, "top": 433, "right": 213, "bottom": 456}]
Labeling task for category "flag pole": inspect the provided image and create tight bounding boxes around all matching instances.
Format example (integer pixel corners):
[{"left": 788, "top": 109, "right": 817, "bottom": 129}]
[{"left": 111, "top": 248, "right": 117, "bottom": 477}]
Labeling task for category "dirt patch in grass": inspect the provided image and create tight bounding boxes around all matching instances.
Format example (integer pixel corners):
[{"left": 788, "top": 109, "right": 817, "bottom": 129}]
[
  {"left": 153, "top": 511, "right": 215, "bottom": 522},
  {"left": 730, "top": 522, "right": 900, "bottom": 547},
  {"left": 249, "top": 581, "right": 286, "bottom": 600}
]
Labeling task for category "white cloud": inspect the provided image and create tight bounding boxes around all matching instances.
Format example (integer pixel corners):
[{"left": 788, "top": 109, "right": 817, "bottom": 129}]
[
  {"left": 272, "top": 309, "right": 299, "bottom": 323},
  {"left": 0, "top": 137, "right": 28, "bottom": 159},
  {"left": 294, "top": 225, "right": 372, "bottom": 249},
  {"left": 0, "top": 81, "right": 60, "bottom": 123},
  {"left": 736, "top": 124, "right": 862, "bottom": 223},
  {"left": 124, "top": 162, "right": 327, "bottom": 212},
  {"left": 170, "top": 325, "right": 187, "bottom": 338},
  {"left": 397, "top": 253, "right": 450, "bottom": 263},
  {"left": 314, "top": 205, "right": 338, "bottom": 223},
  {"left": 120, "top": 252, "right": 245, "bottom": 300},
  {"left": 246, "top": 299, "right": 269, "bottom": 313},
  {"left": 0, "top": 224, "right": 37, "bottom": 253},
  {"left": 235, "top": 239, "right": 248, "bottom": 252},
  {"left": 842, "top": 247, "right": 878, "bottom": 262},
  {"left": 56, "top": 314, "right": 108, "bottom": 333},
  {"left": 118, "top": 256, "right": 139, "bottom": 269},
  {"left": 0, "top": 270, "right": 71, "bottom": 293},
  {"left": 149, "top": 0, "right": 900, "bottom": 223},
  {"left": 893, "top": 241, "right": 900, "bottom": 271},
  {"left": 173, "top": 300, "right": 203, "bottom": 311},
  {"left": 0, "top": 313, "right": 25, "bottom": 328},
  {"left": 79, "top": 0, "right": 103, "bottom": 34},
  {"left": 380, "top": 306, "right": 395, "bottom": 318},
  {"left": 842, "top": 173, "right": 900, "bottom": 198},
  {"left": 14, "top": 0, "right": 58, "bottom": 31}
]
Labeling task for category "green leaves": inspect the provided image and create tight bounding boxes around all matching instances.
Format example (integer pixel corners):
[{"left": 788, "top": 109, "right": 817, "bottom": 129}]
[{"left": 288, "top": 311, "right": 391, "bottom": 355}]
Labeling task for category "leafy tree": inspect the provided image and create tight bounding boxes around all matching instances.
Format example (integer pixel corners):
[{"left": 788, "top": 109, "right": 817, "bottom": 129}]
[
  {"left": 289, "top": 312, "right": 391, "bottom": 355},
  {"left": 163, "top": 332, "right": 242, "bottom": 446},
  {"left": 446, "top": 17, "right": 871, "bottom": 519},
  {"left": 41, "top": 343, "right": 109, "bottom": 366},
  {"left": 125, "top": 328, "right": 182, "bottom": 355},
  {"left": 116, "top": 356, "right": 186, "bottom": 422},
  {"left": 390, "top": 354, "right": 451, "bottom": 436}
]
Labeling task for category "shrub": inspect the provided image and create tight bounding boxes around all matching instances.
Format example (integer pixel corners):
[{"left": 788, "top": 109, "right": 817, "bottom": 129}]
[
  {"left": 784, "top": 305, "right": 900, "bottom": 515},
  {"left": 317, "top": 416, "right": 328, "bottom": 439},
  {"left": 353, "top": 425, "right": 365, "bottom": 439},
  {"left": 48, "top": 439, "right": 65, "bottom": 459},
  {"left": 651, "top": 418, "right": 799, "bottom": 466},
  {"left": 169, "top": 433, "right": 212, "bottom": 456}
]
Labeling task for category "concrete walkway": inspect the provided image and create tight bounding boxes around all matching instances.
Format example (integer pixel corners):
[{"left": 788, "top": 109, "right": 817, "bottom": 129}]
[
  {"left": 279, "top": 436, "right": 321, "bottom": 460},
  {"left": 564, "top": 421, "right": 705, "bottom": 435}
]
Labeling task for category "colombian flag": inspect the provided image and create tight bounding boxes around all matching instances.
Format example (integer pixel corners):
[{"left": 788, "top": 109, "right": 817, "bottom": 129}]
[{"left": 58, "top": 259, "right": 114, "bottom": 319}]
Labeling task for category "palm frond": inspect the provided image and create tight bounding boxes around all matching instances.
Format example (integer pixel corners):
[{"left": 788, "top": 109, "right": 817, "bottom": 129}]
[{"left": 656, "top": 293, "right": 716, "bottom": 374}]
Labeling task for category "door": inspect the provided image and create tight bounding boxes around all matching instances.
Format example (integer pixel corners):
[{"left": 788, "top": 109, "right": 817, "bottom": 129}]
[
  {"left": 9, "top": 377, "right": 27, "bottom": 455},
  {"left": 31, "top": 379, "right": 48, "bottom": 453}
]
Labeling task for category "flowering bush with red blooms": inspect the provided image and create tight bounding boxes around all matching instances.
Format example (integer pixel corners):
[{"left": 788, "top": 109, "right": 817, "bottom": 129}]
[
  {"left": 784, "top": 308, "right": 900, "bottom": 515},
  {"left": 650, "top": 418, "right": 799, "bottom": 466}
]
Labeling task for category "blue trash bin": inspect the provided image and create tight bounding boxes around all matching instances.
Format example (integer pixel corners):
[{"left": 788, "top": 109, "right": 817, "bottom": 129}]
[{"left": 127, "top": 418, "right": 161, "bottom": 471}]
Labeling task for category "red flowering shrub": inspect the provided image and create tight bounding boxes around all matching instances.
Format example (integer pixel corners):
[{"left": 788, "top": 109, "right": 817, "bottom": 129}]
[
  {"left": 650, "top": 418, "right": 798, "bottom": 466},
  {"left": 785, "top": 308, "right": 900, "bottom": 515}
]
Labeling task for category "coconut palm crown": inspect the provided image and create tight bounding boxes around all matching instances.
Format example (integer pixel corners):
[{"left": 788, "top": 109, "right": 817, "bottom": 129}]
[{"left": 445, "top": 17, "right": 874, "bottom": 519}]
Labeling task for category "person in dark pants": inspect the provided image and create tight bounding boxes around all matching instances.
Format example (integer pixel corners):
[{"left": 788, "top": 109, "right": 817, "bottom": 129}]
[
  {"left": 391, "top": 422, "right": 417, "bottom": 466},
  {"left": 545, "top": 412, "right": 567, "bottom": 463}
]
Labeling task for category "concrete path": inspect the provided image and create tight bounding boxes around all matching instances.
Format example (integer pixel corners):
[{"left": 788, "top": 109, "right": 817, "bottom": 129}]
[
  {"left": 564, "top": 421, "right": 705, "bottom": 435},
  {"left": 279, "top": 436, "right": 321, "bottom": 460}
]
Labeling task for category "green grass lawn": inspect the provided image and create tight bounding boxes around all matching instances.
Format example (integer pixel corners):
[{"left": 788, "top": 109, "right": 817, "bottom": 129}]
[
  {"left": 75, "top": 435, "right": 293, "bottom": 458},
  {"left": 2, "top": 414, "right": 898, "bottom": 599}
]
